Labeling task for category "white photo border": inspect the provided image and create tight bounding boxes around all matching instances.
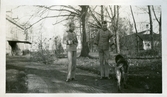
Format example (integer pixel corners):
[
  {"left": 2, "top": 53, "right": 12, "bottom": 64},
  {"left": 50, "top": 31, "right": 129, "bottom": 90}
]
[{"left": 1, "top": 0, "right": 167, "bottom": 97}]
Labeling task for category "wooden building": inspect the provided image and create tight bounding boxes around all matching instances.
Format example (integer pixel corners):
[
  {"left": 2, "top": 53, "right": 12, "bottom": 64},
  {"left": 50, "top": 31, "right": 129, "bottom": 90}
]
[
  {"left": 6, "top": 15, "right": 31, "bottom": 56},
  {"left": 120, "top": 30, "right": 160, "bottom": 51}
]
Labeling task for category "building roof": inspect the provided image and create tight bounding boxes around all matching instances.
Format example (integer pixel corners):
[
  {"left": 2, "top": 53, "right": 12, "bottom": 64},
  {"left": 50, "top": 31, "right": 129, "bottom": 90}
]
[
  {"left": 138, "top": 34, "right": 160, "bottom": 41},
  {"left": 6, "top": 15, "right": 24, "bottom": 30},
  {"left": 138, "top": 30, "right": 157, "bottom": 35},
  {"left": 7, "top": 40, "right": 31, "bottom": 44},
  {"left": 124, "top": 30, "right": 160, "bottom": 41},
  {"left": 138, "top": 30, "right": 160, "bottom": 41},
  {"left": 6, "top": 15, "right": 32, "bottom": 44}
]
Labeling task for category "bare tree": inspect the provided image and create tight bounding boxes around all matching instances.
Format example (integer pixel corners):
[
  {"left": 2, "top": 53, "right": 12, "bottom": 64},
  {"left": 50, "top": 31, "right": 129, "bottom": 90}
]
[
  {"left": 89, "top": 5, "right": 134, "bottom": 53},
  {"left": 25, "top": 6, "right": 78, "bottom": 29},
  {"left": 101, "top": 5, "right": 104, "bottom": 22},
  {"left": 115, "top": 5, "right": 120, "bottom": 53},
  {"left": 148, "top": 5, "right": 154, "bottom": 50},
  {"left": 152, "top": 6, "right": 161, "bottom": 34},
  {"left": 88, "top": 6, "right": 101, "bottom": 28},
  {"left": 106, "top": 5, "right": 120, "bottom": 53},
  {"left": 14, "top": 5, "right": 91, "bottom": 57},
  {"left": 130, "top": 6, "right": 139, "bottom": 52},
  {"left": 80, "top": 6, "right": 89, "bottom": 57},
  {"left": 152, "top": 5, "right": 161, "bottom": 54}
]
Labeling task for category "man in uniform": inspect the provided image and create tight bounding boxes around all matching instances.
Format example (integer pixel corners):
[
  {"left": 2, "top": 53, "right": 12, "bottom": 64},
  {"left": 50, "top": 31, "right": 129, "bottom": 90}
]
[{"left": 94, "top": 21, "right": 114, "bottom": 79}]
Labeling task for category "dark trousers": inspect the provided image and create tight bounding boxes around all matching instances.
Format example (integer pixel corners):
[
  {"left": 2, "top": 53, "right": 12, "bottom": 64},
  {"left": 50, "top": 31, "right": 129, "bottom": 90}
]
[{"left": 99, "top": 49, "right": 110, "bottom": 78}]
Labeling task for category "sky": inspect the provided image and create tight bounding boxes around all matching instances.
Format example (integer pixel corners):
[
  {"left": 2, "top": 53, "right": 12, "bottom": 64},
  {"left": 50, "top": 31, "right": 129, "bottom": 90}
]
[
  {"left": 119, "top": 5, "right": 160, "bottom": 33},
  {"left": 6, "top": 5, "right": 161, "bottom": 32},
  {"left": 6, "top": 5, "right": 66, "bottom": 37},
  {"left": 5, "top": 5, "right": 161, "bottom": 50}
]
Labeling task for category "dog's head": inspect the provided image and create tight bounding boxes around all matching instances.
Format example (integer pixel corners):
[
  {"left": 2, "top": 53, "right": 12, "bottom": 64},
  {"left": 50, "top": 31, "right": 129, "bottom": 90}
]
[
  {"left": 115, "top": 54, "right": 129, "bottom": 72},
  {"left": 115, "top": 54, "right": 125, "bottom": 63}
]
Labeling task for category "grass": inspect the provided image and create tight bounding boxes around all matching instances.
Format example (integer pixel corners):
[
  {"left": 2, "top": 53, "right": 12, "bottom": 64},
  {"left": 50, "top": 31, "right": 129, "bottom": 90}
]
[
  {"left": 6, "top": 51, "right": 162, "bottom": 93},
  {"left": 26, "top": 50, "right": 163, "bottom": 93},
  {"left": 76, "top": 52, "right": 162, "bottom": 93},
  {"left": 6, "top": 69, "right": 28, "bottom": 93}
]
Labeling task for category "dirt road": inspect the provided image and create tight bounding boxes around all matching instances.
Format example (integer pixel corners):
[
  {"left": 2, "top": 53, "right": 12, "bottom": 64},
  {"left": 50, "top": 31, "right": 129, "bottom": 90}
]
[{"left": 6, "top": 56, "right": 147, "bottom": 93}]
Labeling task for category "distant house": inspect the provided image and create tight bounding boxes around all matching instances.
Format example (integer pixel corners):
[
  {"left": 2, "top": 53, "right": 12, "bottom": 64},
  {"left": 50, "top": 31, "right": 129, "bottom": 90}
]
[
  {"left": 120, "top": 30, "right": 160, "bottom": 51},
  {"left": 6, "top": 15, "right": 31, "bottom": 56}
]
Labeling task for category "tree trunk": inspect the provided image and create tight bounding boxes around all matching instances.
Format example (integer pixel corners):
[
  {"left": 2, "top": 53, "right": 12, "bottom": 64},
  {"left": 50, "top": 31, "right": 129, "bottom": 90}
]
[
  {"left": 152, "top": 5, "right": 161, "bottom": 55},
  {"left": 159, "top": 13, "right": 161, "bottom": 55},
  {"left": 101, "top": 5, "right": 104, "bottom": 22},
  {"left": 80, "top": 6, "right": 89, "bottom": 57},
  {"left": 130, "top": 6, "right": 139, "bottom": 52},
  {"left": 116, "top": 6, "right": 120, "bottom": 53},
  {"left": 148, "top": 5, "right": 154, "bottom": 50}
]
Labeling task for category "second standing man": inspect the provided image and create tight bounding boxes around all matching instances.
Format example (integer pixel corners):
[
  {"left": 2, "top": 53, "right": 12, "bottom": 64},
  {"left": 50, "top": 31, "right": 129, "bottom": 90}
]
[{"left": 94, "top": 21, "right": 114, "bottom": 79}]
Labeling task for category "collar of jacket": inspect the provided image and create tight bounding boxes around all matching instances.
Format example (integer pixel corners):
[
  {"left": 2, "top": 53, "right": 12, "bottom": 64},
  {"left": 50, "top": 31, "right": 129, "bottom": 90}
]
[{"left": 67, "top": 29, "right": 74, "bottom": 33}]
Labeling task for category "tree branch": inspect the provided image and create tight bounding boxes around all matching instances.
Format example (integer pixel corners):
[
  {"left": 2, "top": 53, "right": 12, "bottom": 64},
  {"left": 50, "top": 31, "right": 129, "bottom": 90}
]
[
  {"left": 88, "top": 21, "right": 101, "bottom": 28},
  {"left": 88, "top": 6, "right": 101, "bottom": 27},
  {"left": 35, "top": 5, "right": 79, "bottom": 16},
  {"left": 105, "top": 7, "right": 112, "bottom": 20},
  {"left": 26, "top": 14, "right": 75, "bottom": 29},
  {"left": 109, "top": 5, "right": 114, "bottom": 17},
  {"left": 52, "top": 18, "right": 69, "bottom": 25},
  {"left": 152, "top": 5, "right": 160, "bottom": 24},
  {"left": 61, "top": 5, "right": 81, "bottom": 13}
]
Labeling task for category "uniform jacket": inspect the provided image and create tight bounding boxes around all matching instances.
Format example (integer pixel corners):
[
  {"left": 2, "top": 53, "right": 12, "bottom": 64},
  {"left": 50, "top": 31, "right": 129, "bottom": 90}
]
[
  {"left": 94, "top": 29, "right": 113, "bottom": 50},
  {"left": 63, "top": 31, "right": 78, "bottom": 51}
]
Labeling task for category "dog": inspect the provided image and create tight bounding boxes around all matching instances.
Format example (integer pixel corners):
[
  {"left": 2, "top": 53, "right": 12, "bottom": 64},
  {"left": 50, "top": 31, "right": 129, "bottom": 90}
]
[{"left": 115, "top": 54, "right": 129, "bottom": 92}]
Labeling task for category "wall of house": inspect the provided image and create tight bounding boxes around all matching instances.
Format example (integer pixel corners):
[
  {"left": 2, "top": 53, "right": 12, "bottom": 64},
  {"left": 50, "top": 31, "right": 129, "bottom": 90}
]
[
  {"left": 143, "top": 40, "right": 161, "bottom": 50},
  {"left": 6, "top": 41, "right": 12, "bottom": 55},
  {"left": 6, "top": 16, "right": 31, "bottom": 56},
  {"left": 120, "top": 34, "right": 138, "bottom": 50},
  {"left": 154, "top": 40, "right": 161, "bottom": 50},
  {"left": 143, "top": 41, "right": 151, "bottom": 50},
  {"left": 119, "top": 34, "right": 138, "bottom": 55},
  {"left": 120, "top": 34, "right": 161, "bottom": 52},
  {"left": 6, "top": 20, "right": 25, "bottom": 41}
]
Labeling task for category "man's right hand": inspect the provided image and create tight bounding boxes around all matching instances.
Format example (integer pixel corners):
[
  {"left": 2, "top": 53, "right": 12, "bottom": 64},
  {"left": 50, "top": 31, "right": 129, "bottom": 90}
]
[
  {"left": 94, "top": 42, "right": 98, "bottom": 45},
  {"left": 67, "top": 40, "right": 73, "bottom": 45},
  {"left": 94, "top": 43, "right": 98, "bottom": 46}
]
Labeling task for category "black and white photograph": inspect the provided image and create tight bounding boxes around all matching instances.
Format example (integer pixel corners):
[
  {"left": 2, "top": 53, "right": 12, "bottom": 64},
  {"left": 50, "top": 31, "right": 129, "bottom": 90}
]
[{"left": 1, "top": 0, "right": 167, "bottom": 96}]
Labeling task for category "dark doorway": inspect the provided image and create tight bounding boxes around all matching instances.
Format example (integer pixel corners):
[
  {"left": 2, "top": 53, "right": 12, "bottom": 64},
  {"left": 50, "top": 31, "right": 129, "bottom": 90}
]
[{"left": 8, "top": 41, "right": 18, "bottom": 56}]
